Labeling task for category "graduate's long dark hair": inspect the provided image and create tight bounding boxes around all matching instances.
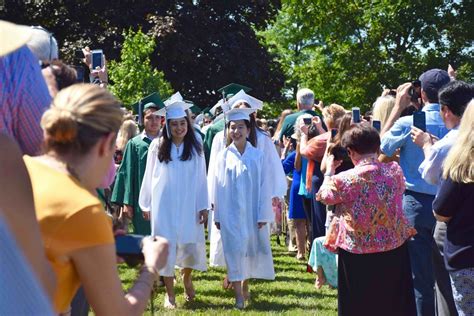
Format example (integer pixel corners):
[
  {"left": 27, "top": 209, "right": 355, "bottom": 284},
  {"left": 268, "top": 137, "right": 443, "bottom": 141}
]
[{"left": 158, "top": 116, "right": 202, "bottom": 163}]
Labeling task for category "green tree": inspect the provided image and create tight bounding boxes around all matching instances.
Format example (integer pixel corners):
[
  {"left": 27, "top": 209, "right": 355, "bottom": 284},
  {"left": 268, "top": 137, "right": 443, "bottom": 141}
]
[
  {"left": 260, "top": 0, "right": 474, "bottom": 112},
  {"left": 2, "top": 0, "right": 285, "bottom": 108},
  {"left": 108, "top": 29, "right": 172, "bottom": 108}
]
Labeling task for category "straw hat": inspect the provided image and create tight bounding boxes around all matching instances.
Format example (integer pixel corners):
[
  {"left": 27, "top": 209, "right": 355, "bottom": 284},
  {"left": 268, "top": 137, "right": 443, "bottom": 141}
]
[{"left": 0, "top": 20, "right": 32, "bottom": 57}]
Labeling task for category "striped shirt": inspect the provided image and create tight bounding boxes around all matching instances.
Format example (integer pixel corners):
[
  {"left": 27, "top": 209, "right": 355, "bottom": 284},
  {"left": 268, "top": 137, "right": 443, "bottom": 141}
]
[{"left": 0, "top": 45, "right": 51, "bottom": 155}]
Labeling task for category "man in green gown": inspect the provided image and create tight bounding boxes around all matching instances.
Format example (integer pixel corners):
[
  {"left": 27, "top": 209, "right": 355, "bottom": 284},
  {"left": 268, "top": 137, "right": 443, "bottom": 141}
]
[{"left": 111, "top": 102, "right": 161, "bottom": 235}]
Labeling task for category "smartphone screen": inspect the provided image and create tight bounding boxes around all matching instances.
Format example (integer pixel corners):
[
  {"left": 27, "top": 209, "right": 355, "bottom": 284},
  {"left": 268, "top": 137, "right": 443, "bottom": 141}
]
[
  {"left": 372, "top": 120, "right": 381, "bottom": 132},
  {"left": 413, "top": 111, "right": 426, "bottom": 132},
  {"left": 91, "top": 49, "right": 103, "bottom": 69},
  {"left": 303, "top": 117, "right": 312, "bottom": 126},
  {"left": 352, "top": 107, "right": 360, "bottom": 123}
]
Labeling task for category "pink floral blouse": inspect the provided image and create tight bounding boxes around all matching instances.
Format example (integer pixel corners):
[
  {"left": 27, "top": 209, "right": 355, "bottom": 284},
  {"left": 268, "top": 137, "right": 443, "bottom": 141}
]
[{"left": 317, "top": 158, "right": 416, "bottom": 254}]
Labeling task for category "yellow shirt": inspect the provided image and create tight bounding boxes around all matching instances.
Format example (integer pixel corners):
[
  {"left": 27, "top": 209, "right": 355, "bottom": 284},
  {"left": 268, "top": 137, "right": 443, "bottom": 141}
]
[{"left": 24, "top": 156, "right": 114, "bottom": 313}]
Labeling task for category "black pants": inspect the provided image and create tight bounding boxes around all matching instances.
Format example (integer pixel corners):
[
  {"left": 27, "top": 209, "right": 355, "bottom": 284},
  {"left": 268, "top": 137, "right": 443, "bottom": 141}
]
[{"left": 338, "top": 243, "right": 417, "bottom": 316}]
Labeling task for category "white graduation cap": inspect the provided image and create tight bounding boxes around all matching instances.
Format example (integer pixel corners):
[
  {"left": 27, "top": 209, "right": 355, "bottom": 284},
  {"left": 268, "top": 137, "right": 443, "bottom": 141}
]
[
  {"left": 210, "top": 98, "right": 229, "bottom": 116},
  {"left": 224, "top": 107, "right": 256, "bottom": 122},
  {"left": 164, "top": 91, "right": 184, "bottom": 106},
  {"left": 227, "top": 90, "right": 263, "bottom": 110},
  {"left": 195, "top": 113, "right": 204, "bottom": 126},
  {"left": 155, "top": 100, "right": 192, "bottom": 138}
]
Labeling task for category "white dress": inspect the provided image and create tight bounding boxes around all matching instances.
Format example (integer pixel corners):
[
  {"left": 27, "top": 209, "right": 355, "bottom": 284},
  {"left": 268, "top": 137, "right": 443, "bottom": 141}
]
[
  {"left": 139, "top": 138, "right": 209, "bottom": 276},
  {"left": 210, "top": 142, "right": 275, "bottom": 281},
  {"left": 208, "top": 129, "right": 286, "bottom": 266}
]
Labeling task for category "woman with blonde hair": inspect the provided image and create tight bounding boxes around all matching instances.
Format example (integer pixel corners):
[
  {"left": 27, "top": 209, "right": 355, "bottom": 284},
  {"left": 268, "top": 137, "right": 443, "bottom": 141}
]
[
  {"left": 115, "top": 117, "right": 138, "bottom": 165},
  {"left": 24, "top": 84, "right": 169, "bottom": 315},
  {"left": 372, "top": 96, "right": 395, "bottom": 130},
  {"left": 116, "top": 116, "right": 138, "bottom": 153},
  {"left": 373, "top": 96, "right": 399, "bottom": 163},
  {"left": 433, "top": 100, "right": 474, "bottom": 316}
]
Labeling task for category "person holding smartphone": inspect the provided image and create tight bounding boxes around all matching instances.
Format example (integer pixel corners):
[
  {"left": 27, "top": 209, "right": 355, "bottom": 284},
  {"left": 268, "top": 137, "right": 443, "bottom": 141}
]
[
  {"left": 380, "top": 69, "right": 451, "bottom": 315},
  {"left": 24, "top": 84, "right": 169, "bottom": 315}
]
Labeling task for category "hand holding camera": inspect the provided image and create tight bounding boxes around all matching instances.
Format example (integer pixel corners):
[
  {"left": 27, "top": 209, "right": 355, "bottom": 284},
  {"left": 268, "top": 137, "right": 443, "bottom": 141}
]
[
  {"left": 142, "top": 236, "right": 169, "bottom": 274},
  {"left": 394, "top": 82, "right": 413, "bottom": 110}
]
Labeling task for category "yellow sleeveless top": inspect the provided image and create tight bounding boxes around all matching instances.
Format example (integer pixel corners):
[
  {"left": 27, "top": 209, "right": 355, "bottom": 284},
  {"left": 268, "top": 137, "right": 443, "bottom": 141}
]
[{"left": 24, "top": 156, "right": 114, "bottom": 313}]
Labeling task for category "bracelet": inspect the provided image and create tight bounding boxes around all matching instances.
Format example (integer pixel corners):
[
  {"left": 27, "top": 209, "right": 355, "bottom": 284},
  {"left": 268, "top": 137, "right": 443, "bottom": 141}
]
[{"left": 324, "top": 173, "right": 334, "bottom": 177}]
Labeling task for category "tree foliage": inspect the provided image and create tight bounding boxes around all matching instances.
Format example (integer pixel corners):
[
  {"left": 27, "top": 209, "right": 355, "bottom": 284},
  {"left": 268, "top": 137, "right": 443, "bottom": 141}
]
[
  {"left": 147, "top": 0, "right": 285, "bottom": 107},
  {"left": 1, "top": 0, "right": 285, "bottom": 108},
  {"left": 260, "top": 0, "right": 474, "bottom": 112},
  {"left": 108, "top": 29, "right": 172, "bottom": 107}
]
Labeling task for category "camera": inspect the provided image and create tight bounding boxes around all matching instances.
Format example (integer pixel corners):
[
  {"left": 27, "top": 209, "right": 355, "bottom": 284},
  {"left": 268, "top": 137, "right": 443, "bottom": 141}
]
[
  {"left": 115, "top": 234, "right": 145, "bottom": 267},
  {"left": 409, "top": 80, "right": 421, "bottom": 103},
  {"left": 328, "top": 144, "right": 348, "bottom": 161}
]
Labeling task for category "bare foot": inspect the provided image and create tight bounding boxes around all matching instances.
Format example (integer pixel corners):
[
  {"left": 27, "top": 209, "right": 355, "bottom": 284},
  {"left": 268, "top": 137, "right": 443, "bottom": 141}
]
[
  {"left": 164, "top": 294, "right": 177, "bottom": 309},
  {"left": 235, "top": 296, "right": 245, "bottom": 309},
  {"left": 183, "top": 279, "right": 195, "bottom": 302},
  {"left": 315, "top": 266, "right": 326, "bottom": 289},
  {"left": 296, "top": 253, "right": 306, "bottom": 261}
]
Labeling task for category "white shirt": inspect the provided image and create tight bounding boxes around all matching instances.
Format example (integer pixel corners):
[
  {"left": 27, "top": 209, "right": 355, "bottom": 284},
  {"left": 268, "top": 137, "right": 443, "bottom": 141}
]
[{"left": 418, "top": 127, "right": 459, "bottom": 186}]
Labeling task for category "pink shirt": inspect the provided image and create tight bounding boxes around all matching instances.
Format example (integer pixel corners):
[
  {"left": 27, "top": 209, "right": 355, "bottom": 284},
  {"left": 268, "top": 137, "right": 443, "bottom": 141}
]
[{"left": 317, "top": 158, "right": 416, "bottom": 254}]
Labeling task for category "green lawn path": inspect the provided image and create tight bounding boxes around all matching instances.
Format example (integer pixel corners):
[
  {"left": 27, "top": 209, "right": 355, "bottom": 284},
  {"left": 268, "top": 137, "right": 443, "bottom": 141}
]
[{"left": 117, "top": 237, "right": 338, "bottom": 315}]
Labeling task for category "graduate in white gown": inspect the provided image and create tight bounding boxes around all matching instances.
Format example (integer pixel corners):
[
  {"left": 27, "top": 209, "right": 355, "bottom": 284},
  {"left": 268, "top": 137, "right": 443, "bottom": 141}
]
[
  {"left": 139, "top": 98, "right": 209, "bottom": 309},
  {"left": 210, "top": 107, "right": 275, "bottom": 309},
  {"left": 208, "top": 90, "right": 287, "bottom": 269}
]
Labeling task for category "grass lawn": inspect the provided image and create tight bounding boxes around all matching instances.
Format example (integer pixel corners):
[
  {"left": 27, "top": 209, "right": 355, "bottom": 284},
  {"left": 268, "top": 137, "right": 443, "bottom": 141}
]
[{"left": 117, "top": 236, "right": 338, "bottom": 315}]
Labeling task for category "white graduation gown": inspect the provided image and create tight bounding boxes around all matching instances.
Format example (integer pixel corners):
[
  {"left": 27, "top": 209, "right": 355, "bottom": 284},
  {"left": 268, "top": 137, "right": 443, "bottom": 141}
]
[
  {"left": 211, "top": 142, "right": 275, "bottom": 281},
  {"left": 139, "top": 138, "right": 209, "bottom": 276},
  {"left": 208, "top": 129, "right": 286, "bottom": 266}
]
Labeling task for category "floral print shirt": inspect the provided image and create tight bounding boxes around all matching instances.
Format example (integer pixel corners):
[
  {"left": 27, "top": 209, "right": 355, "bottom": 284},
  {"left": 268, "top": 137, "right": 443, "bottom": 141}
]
[{"left": 317, "top": 158, "right": 416, "bottom": 254}]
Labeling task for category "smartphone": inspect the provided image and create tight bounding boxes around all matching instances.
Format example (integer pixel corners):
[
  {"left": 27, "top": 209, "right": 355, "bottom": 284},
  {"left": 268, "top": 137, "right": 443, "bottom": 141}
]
[
  {"left": 413, "top": 111, "right": 426, "bottom": 132},
  {"left": 372, "top": 120, "right": 381, "bottom": 132},
  {"left": 331, "top": 128, "right": 338, "bottom": 139},
  {"left": 303, "top": 117, "right": 312, "bottom": 126},
  {"left": 352, "top": 107, "right": 360, "bottom": 123},
  {"left": 72, "top": 66, "right": 85, "bottom": 83},
  {"left": 91, "top": 49, "right": 103, "bottom": 69},
  {"left": 115, "top": 234, "right": 144, "bottom": 266},
  {"left": 74, "top": 49, "right": 84, "bottom": 60}
]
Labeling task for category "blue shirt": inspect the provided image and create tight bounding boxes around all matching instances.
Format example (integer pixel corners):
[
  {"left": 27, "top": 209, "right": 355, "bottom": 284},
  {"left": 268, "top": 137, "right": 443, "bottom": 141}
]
[
  {"left": 381, "top": 104, "right": 449, "bottom": 195},
  {"left": 0, "top": 216, "right": 54, "bottom": 315}
]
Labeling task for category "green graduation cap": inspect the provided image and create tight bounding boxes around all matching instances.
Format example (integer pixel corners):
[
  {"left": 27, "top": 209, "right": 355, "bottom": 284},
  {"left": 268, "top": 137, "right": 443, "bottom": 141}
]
[
  {"left": 202, "top": 106, "right": 212, "bottom": 115},
  {"left": 131, "top": 92, "right": 165, "bottom": 126},
  {"left": 217, "top": 83, "right": 252, "bottom": 99},
  {"left": 132, "top": 92, "right": 164, "bottom": 113},
  {"left": 185, "top": 100, "right": 202, "bottom": 115}
]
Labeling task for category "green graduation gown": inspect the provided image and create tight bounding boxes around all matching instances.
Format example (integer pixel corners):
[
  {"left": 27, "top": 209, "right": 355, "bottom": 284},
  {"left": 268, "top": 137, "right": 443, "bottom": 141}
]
[
  {"left": 111, "top": 134, "right": 152, "bottom": 235},
  {"left": 203, "top": 119, "right": 225, "bottom": 168}
]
